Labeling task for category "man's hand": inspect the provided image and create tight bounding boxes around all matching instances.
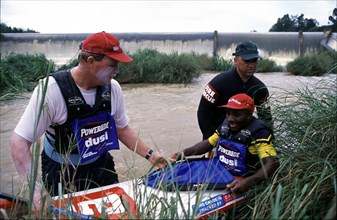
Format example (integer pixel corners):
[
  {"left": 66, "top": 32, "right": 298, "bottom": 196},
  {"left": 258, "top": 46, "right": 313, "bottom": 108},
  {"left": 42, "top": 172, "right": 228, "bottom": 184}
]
[
  {"left": 226, "top": 178, "right": 252, "bottom": 194},
  {"left": 149, "top": 151, "right": 167, "bottom": 168},
  {"left": 32, "top": 182, "right": 50, "bottom": 213},
  {"left": 168, "top": 152, "right": 182, "bottom": 163}
]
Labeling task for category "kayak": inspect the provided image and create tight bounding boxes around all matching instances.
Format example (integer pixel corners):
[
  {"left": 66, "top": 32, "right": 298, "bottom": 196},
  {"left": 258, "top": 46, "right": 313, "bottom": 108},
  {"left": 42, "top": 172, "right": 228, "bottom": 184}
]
[
  {"left": 1, "top": 160, "right": 253, "bottom": 219},
  {"left": 52, "top": 178, "right": 252, "bottom": 219},
  {"left": 1, "top": 178, "right": 251, "bottom": 219}
]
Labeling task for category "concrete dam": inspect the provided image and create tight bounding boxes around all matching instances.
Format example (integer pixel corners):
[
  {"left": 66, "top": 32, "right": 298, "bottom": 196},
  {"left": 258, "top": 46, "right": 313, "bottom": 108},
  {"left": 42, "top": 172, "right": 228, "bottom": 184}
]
[{"left": 0, "top": 31, "right": 329, "bottom": 66}]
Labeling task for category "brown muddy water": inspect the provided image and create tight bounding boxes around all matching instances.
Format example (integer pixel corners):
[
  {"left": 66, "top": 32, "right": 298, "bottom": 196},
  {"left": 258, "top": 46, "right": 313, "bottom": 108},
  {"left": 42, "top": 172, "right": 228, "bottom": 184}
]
[{"left": 0, "top": 72, "right": 335, "bottom": 196}]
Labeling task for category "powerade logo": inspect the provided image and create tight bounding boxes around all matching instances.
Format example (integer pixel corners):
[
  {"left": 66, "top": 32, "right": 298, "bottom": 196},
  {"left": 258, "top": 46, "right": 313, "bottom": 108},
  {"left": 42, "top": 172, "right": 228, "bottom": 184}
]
[
  {"left": 81, "top": 121, "right": 110, "bottom": 148},
  {"left": 81, "top": 122, "right": 110, "bottom": 138}
]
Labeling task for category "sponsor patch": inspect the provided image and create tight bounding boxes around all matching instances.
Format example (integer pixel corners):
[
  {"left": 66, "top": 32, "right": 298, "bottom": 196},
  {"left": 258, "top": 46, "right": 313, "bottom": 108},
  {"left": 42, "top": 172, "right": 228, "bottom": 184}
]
[
  {"left": 193, "top": 195, "right": 225, "bottom": 215},
  {"left": 202, "top": 84, "right": 219, "bottom": 104}
]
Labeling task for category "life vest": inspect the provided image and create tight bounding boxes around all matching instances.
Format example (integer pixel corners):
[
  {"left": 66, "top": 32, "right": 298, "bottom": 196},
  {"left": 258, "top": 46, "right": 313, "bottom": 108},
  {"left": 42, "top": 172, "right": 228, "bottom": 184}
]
[
  {"left": 45, "top": 71, "right": 113, "bottom": 155},
  {"left": 215, "top": 118, "right": 271, "bottom": 176}
]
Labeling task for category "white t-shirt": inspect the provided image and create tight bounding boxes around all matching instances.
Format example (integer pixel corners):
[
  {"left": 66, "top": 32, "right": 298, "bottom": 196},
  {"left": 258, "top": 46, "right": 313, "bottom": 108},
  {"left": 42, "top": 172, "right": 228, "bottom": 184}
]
[{"left": 14, "top": 76, "right": 130, "bottom": 143}]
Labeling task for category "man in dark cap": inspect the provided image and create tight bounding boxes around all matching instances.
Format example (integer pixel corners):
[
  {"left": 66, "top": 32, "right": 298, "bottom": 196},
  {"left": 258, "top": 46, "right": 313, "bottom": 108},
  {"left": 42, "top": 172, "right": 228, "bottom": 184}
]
[{"left": 197, "top": 41, "right": 272, "bottom": 143}]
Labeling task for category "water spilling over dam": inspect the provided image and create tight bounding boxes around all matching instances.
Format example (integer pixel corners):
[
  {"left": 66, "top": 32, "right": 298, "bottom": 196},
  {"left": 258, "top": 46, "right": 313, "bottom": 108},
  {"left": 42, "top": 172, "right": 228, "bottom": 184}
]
[{"left": 0, "top": 31, "right": 328, "bottom": 66}]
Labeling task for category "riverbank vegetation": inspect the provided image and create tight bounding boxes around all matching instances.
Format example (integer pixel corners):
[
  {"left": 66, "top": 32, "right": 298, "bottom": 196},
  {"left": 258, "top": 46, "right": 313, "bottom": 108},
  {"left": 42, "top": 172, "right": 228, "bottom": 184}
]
[
  {"left": 1, "top": 49, "right": 335, "bottom": 101},
  {"left": 286, "top": 50, "right": 337, "bottom": 76}
]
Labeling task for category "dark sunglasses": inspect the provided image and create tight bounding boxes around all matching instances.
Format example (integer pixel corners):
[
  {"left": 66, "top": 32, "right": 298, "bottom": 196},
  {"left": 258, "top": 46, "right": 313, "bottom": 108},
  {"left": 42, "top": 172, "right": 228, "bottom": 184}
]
[{"left": 242, "top": 58, "right": 258, "bottom": 63}]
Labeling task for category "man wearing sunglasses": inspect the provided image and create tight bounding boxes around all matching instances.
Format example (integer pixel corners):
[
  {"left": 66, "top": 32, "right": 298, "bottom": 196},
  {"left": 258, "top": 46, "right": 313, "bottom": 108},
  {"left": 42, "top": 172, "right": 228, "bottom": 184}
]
[{"left": 197, "top": 41, "right": 272, "bottom": 143}]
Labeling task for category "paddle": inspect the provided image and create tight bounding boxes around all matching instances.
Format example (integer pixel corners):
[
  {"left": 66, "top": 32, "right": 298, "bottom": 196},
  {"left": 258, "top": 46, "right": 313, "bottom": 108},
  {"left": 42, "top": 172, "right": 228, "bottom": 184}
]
[{"left": 0, "top": 191, "right": 27, "bottom": 205}]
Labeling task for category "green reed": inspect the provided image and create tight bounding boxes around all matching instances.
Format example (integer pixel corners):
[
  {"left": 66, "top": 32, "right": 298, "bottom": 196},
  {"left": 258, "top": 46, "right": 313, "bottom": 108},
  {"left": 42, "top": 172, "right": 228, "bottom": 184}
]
[
  {"left": 248, "top": 78, "right": 336, "bottom": 219},
  {"left": 0, "top": 53, "right": 55, "bottom": 100}
]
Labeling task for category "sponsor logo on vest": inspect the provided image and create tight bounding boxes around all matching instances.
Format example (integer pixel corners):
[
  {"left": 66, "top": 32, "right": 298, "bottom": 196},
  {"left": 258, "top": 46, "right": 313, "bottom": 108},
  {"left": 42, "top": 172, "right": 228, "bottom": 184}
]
[
  {"left": 81, "top": 121, "right": 110, "bottom": 148},
  {"left": 219, "top": 155, "right": 238, "bottom": 167},
  {"left": 102, "top": 92, "right": 111, "bottom": 100},
  {"left": 68, "top": 96, "right": 84, "bottom": 105},
  {"left": 218, "top": 146, "right": 239, "bottom": 167},
  {"left": 218, "top": 146, "right": 240, "bottom": 158},
  {"left": 81, "top": 122, "right": 110, "bottom": 137},
  {"left": 83, "top": 151, "right": 98, "bottom": 158},
  {"left": 85, "top": 132, "right": 109, "bottom": 148}
]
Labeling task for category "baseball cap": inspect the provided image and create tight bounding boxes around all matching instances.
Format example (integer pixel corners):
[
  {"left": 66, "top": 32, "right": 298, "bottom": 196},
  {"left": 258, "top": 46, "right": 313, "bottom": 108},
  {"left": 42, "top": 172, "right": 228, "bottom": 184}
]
[
  {"left": 81, "top": 31, "right": 133, "bottom": 63},
  {"left": 232, "top": 41, "right": 261, "bottom": 60},
  {"left": 220, "top": 93, "right": 255, "bottom": 112}
]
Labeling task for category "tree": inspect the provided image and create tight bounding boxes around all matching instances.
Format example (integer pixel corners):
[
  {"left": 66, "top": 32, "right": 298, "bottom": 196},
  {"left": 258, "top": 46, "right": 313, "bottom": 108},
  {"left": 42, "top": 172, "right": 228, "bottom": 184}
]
[
  {"left": 0, "top": 22, "right": 38, "bottom": 33},
  {"left": 269, "top": 13, "right": 319, "bottom": 32},
  {"left": 328, "top": 8, "right": 337, "bottom": 31}
]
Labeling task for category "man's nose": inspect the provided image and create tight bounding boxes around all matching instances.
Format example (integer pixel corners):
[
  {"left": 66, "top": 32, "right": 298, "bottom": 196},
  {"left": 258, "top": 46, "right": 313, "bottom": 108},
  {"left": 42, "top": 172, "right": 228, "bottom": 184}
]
[{"left": 226, "top": 114, "right": 234, "bottom": 121}]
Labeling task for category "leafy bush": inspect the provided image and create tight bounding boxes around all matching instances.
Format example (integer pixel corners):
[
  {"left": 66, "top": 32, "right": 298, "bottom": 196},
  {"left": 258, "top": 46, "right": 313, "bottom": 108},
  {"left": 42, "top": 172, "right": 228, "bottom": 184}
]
[
  {"left": 286, "top": 51, "right": 337, "bottom": 76},
  {"left": 209, "top": 56, "right": 234, "bottom": 71},
  {"left": 0, "top": 53, "right": 54, "bottom": 100},
  {"left": 189, "top": 53, "right": 213, "bottom": 70},
  {"left": 257, "top": 58, "right": 285, "bottom": 72},
  {"left": 116, "top": 49, "right": 202, "bottom": 84}
]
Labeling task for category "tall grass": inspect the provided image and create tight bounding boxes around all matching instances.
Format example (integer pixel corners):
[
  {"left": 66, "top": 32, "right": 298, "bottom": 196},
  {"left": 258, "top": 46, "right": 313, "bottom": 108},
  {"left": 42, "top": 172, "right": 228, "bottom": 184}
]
[
  {"left": 116, "top": 49, "right": 202, "bottom": 84},
  {"left": 0, "top": 53, "right": 55, "bottom": 100},
  {"left": 247, "top": 78, "right": 337, "bottom": 219}
]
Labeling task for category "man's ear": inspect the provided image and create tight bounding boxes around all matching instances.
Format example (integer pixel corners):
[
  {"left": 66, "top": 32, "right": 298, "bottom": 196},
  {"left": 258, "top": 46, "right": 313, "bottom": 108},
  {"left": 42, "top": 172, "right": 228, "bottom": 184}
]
[
  {"left": 86, "top": 56, "right": 95, "bottom": 64},
  {"left": 246, "top": 110, "right": 253, "bottom": 119},
  {"left": 233, "top": 56, "right": 239, "bottom": 63}
]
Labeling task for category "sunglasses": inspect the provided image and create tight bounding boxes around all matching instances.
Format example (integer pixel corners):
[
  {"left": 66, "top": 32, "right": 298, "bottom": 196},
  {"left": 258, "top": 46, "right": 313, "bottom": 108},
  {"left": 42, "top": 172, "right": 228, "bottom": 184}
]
[{"left": 242, "top": 58, "right": 258, "bottom": 63}]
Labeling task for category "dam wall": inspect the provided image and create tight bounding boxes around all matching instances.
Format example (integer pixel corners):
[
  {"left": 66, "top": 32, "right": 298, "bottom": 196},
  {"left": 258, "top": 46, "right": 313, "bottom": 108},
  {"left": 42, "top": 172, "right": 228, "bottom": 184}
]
[{"left": 0, "top": 31, "right": 326, "bottom": 66}]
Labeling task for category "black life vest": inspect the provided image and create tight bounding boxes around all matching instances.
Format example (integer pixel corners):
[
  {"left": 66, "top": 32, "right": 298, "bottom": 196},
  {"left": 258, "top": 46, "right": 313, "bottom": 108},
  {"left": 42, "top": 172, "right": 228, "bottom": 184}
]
[
  {"left": 46, "top": 70, "right": 111, "bottom": 154},
  {"left": 216, "top": 118, "right": 272, "bottom": 176}
]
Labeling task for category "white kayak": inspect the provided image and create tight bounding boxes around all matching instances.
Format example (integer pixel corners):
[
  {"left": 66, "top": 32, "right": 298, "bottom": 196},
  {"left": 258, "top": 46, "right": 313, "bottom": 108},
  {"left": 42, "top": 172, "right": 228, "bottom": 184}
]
[{"left": 52, "top": 177, "right": 252, "bottom": 219}]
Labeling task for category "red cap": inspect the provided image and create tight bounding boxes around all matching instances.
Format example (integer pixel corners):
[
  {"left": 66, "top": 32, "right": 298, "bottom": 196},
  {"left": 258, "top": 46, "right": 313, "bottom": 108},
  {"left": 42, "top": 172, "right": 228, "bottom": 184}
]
[
  {"left": 220, "top": 93, "right": 255, "bottom": 112},
  {"left": 81, "top": 31, "right": 133, "bottom": 63}
]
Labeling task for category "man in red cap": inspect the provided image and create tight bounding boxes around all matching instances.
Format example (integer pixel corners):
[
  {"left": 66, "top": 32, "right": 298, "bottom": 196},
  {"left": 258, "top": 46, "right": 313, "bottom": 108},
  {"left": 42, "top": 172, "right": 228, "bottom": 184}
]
[
  {"left": 10, "top": 31, "right": 166, "bottom": 211},
  {"left": 170, "top": 93, "right": 279, "bottom": 194}
]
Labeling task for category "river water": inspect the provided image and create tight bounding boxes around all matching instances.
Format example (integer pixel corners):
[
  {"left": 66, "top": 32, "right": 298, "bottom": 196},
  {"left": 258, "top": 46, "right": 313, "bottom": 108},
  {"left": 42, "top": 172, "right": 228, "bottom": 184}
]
[{"left": 0, "top": 72, "right": 335, "bottom": 196}]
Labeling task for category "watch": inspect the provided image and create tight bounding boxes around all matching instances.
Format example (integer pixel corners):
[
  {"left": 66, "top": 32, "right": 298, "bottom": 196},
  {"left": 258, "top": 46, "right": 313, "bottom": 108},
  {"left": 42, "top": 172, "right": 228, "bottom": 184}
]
[{"left": 145, "top": 149, "right": 153, "bottom": 160}]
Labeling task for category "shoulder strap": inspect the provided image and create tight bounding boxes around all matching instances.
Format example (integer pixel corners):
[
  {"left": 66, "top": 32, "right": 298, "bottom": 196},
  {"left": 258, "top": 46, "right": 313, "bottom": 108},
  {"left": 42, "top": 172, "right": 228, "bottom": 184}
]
[{"left": 52, "top": 71, "right": 111, "bottom": 123}]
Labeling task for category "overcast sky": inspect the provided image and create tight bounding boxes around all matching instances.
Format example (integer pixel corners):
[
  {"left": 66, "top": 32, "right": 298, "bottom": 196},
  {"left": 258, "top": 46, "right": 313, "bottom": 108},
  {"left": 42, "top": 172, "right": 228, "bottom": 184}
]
[{"left": 1, "top": 0, "right": 336, "bottom": 33}]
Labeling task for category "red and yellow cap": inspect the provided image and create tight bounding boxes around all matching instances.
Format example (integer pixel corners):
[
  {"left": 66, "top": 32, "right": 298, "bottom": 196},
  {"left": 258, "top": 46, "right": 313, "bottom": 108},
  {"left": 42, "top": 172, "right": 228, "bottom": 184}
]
[{"left": 220, "top": 93, "right": 255, "bottom": 112}]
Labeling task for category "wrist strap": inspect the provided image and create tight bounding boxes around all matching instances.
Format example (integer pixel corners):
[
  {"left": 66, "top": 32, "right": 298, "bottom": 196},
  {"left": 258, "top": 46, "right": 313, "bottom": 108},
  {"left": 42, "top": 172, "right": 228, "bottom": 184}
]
[{"left": 145, "top": 149, "right": 153, "bottom": 160}]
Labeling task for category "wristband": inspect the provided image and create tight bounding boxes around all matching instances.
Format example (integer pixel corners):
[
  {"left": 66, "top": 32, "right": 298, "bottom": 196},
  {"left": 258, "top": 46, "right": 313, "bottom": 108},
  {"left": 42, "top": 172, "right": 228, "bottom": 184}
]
[{"left": 145, "top": 149, "right": 153, "bottom": 160}]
